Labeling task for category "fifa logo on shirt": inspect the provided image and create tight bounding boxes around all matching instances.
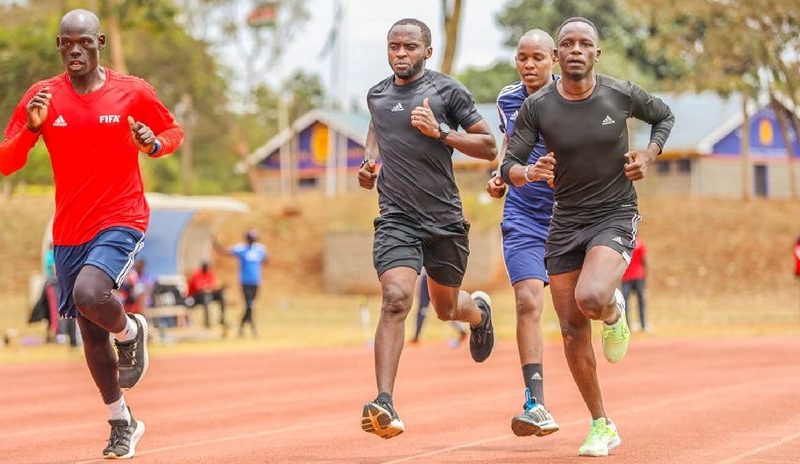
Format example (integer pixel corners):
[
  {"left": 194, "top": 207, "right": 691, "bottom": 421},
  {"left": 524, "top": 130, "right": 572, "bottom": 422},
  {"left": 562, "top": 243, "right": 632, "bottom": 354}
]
[{"left": 99, "top": 115, "right": 121, "bottom": 124}]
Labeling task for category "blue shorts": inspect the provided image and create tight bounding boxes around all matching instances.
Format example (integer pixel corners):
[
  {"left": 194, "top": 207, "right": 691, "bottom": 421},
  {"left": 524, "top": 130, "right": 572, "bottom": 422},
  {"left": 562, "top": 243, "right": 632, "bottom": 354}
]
[
  {"left": 501, "top": 218, "right": 550, "bottom": 286},
  {"left": 54, "top": 227, "right": 145, "bottom": 318}
]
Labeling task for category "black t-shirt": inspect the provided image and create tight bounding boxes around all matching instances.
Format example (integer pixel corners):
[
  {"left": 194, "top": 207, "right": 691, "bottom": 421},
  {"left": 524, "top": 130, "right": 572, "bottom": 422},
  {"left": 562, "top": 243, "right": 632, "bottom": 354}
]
[
  {"left": 367, "top": 70, "right": 483, "bottom": 227},
  {"left": 501, "top": 74, "right": 674, "bottom": 222}
]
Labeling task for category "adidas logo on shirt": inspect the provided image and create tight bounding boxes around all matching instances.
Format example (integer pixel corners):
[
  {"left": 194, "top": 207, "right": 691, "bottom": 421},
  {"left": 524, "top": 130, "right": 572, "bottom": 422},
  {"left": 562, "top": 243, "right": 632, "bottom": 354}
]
[
  {"left": 601, "top": 115, "right": 615, "bottom": 126},
  {"left": 53, "top": 115, "right": 68, "bottom": 127},
  {"left": 390, "top": 102, "right": 404, "bottom": 112},
  {"left": 510, "top": 110, "right": 519, "bottom": 122}
]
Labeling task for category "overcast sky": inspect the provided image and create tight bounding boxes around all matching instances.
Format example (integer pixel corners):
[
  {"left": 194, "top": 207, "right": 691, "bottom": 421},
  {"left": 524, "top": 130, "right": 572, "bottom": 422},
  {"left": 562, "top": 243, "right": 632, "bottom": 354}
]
[{"left": 217, "top": 0, "right": 512, "bottom": 108}]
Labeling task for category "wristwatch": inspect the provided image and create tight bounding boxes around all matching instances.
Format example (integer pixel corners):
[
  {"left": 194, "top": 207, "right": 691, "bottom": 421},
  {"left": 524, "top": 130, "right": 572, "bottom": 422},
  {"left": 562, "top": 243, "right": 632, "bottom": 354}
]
[{"left": 438, "top": 122, "right": 451, "bottom": 142}]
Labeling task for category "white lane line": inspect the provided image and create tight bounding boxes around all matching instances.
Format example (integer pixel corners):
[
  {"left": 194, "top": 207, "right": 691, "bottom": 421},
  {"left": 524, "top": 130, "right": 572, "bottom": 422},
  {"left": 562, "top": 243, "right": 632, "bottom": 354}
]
[
  {"left": 381, "top": 380, "right": 764, "bottom": 464},
  {"left": 715, "top": 430, "right": 800, "bottom": 464}
]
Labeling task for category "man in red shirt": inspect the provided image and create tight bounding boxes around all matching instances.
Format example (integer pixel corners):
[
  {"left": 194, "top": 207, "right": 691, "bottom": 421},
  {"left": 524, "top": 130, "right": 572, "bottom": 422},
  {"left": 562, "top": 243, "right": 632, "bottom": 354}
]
[
  {"left": 187, "top": 261, "right": 227, "bottom": 331},
  {"left": 794, "top": 236, "right": 800, "bottom": 278},
  {"left": 621, "top": 238, "right": 648, "bottom": 332},
  {"left": 0, "top": 9, "right": 183, "bottom": 459}
]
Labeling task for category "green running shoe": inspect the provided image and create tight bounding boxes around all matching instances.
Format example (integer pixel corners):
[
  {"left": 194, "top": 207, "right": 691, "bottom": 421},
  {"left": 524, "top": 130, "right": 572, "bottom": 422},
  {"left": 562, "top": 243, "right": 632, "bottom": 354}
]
[
  {"left": 601, "top": 289, "right": 630, "bottom": 363},
  {"left": 578, "top": 417, "right": 621, "bottom": 457}
]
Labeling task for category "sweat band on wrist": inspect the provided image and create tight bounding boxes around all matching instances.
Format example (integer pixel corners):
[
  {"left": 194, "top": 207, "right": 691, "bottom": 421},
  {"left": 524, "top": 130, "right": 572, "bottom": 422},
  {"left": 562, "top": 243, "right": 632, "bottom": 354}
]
[
  {"left": 523, "top": 164, "right": 534, "bottom": 183},
  {"left": 148, "top": 138, "right": 162, "bottom": 156}
]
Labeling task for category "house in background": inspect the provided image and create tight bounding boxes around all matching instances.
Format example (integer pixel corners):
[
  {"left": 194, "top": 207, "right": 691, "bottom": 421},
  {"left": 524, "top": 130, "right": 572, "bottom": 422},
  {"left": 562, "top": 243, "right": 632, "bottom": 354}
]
[
  {"left": 632, "top": 92, "right": 800, "bottom": 198},
  {"left": 243, "top": 95, "right": 799, "bottom": 198},
  {"left": 240, "top": 104, "right": 504, "bottom": 195}
]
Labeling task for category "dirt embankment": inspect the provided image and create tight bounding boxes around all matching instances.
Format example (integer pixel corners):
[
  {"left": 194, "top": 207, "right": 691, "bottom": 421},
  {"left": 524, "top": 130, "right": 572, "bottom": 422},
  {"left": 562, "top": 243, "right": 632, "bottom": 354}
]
[{"left": 1, "top": 193, "right": 798, "bottom": 302}]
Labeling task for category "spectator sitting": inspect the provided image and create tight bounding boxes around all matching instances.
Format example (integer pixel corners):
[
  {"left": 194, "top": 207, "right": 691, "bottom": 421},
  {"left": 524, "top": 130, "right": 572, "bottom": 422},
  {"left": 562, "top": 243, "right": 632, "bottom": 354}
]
[{"left": 186, "top": 261, "right": 227, "bottom": 332}]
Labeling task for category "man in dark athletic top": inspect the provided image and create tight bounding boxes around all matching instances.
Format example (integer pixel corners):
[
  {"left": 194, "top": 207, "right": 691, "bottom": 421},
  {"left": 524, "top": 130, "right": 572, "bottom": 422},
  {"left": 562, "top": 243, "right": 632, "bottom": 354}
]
[
  {"left": 500, "top": 16, "right": 674, "bottom": 457},
  {"left": 358, "top": 18, "right": 497, "bottom": 440}
]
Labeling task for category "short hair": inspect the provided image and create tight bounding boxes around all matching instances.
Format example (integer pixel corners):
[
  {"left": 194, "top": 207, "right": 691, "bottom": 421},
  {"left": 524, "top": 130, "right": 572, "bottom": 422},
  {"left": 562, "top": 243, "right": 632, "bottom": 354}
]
[
  {"left": 388, "top": 18, "right": 432, "bottom": 47},
  {"left": 556, "top": 17, "right": 599, "bottom": 41}
]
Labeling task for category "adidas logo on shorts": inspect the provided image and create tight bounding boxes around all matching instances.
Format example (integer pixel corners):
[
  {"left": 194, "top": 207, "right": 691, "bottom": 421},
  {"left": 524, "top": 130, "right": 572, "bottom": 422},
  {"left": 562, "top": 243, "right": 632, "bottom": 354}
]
[
  {"left": 601, "top": 115, "right": 615, "bottom": 126},
  {"left": 53, "top": 115, "right": 68, "bottom": 127}
]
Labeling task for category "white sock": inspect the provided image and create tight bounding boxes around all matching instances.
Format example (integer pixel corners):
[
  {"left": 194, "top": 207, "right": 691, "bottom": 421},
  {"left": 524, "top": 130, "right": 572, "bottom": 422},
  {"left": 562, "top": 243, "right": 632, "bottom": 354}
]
[
  {"left": 113, "top": 316, "right": 138, "bottom": 343},
  {"left": 106, "top": 396, "right": 131, "bottom": 423},
  {"left": 604, "top": 294, "right": 624, "bottom": 327}
]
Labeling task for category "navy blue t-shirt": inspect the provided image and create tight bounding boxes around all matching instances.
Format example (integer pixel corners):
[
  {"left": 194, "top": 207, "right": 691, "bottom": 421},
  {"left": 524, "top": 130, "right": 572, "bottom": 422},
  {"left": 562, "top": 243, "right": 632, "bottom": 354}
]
[{"left": 497, "top": 79, "right": 555, "bottom": 226}]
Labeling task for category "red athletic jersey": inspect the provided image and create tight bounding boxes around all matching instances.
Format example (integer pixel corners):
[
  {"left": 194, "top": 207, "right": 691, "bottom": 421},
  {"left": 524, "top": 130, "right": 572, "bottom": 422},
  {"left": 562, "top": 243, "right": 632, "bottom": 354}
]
[
  {"left": 622, "top": 238, "right": 647, "bottom": 282},
  {"left": 794, "top": 243, "right": 800, "bottom": 277},
  {"left": 187, "top": 270, "right": 219, "bottom": 296},
  {"left": 0, "top": 69, "right": 184, "bottom": 245}
]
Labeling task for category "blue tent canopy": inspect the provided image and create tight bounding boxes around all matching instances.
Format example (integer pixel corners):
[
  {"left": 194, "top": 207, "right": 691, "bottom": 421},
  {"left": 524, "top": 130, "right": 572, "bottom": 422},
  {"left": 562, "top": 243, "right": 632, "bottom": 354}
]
[{"left": 138, "top": 210, "right": 195, "bottom": 277}]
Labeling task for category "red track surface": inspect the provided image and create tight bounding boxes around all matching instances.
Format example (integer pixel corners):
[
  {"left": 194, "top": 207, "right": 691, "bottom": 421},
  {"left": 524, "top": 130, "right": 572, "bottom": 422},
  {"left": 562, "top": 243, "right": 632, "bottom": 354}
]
[{"left": 2, "top": 337, "right": 799, "bottom": 464}]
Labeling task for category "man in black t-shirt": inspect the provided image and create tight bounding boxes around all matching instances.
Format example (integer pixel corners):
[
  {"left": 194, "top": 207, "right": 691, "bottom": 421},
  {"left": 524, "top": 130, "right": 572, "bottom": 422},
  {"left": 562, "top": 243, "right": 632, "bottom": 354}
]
[
  {"left": 358, "top": 18, "right": 497, "bottom": 440},
  {"left": 500, "top": 17, "right": 674, "bottom": 457}
]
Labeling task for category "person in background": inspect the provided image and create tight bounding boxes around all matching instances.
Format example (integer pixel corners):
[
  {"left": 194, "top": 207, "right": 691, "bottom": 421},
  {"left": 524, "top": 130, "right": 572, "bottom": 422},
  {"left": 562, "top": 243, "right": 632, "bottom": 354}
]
[
  {"left": 187, "top": 260, "right": 227, "bottom": 332},
  {"left": 621, "top": 238, "right": 648, "bottom": 332},
  {"left": 215, "top": 230, "right": 267, "bottom": 338},
  {"left": 409, "top": 270, "right": 467, "bottom": 347}
]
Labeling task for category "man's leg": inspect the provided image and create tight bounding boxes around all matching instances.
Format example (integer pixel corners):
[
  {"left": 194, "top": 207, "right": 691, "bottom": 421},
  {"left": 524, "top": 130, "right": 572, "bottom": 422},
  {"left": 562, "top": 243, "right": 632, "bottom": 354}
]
[
  {"left": 574, "top": 246, "right": 631, "bottom": 363},
  {"left": 73, "top": 265, "right": 148, "bottom": 389},
  {"left": 510, "top": 278, "right": 559, "bottom": 437},
  {"left": 550, "top": 270, "right": 605, "bottom": 419},
  {"left": 374, "top": 267, "right": 417, "bottom": 395},
  {"left": 73, "top": 267, "right": 147, "bottom": 459},
  {"left": 76, "top": 314, "right": 122, "bottom": 405},
  {"left": 551, "top": 270, "right": 621, "bottom": 456},
  {"left": 621, "top": 281, "right": 633, "bottom": 325},
  {"left": 411, "top": 274, "right": 430, "bottom": 343},
  {"left": 635, "top": 279, "right": 648, "bottom": 331},
  {"left": 427, "top": 278, "right": 494, "bottom": 363},
  {"left": 362, "top": 266, "right": 416, "bottom": 439}
]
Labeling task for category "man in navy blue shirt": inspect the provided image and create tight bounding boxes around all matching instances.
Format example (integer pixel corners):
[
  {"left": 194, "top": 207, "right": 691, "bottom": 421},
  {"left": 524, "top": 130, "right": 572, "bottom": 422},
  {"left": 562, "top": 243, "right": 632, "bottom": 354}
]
[
  {"left": 215, "top": 230, "right": 267, "bottom": 337},
  {"left": 487, "top": 29, "right": 559, "bottom": 439}
]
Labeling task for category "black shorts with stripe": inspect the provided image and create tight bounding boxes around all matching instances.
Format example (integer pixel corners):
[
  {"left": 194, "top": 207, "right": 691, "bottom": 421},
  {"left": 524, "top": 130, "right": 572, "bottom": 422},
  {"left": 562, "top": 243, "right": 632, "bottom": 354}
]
[{"left": 545, "top": 206, "right": 641, "bottom": 275}]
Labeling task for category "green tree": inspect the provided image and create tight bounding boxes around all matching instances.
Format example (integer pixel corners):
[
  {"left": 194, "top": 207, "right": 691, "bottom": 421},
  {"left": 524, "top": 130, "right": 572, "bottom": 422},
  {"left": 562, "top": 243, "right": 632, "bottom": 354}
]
[
  {"left": 456, "top": 61, "right": 517, "bottom": 103},
  {"left": 495, "top": 0, "right": 666, "bottom": 87},
  {"left": 0, "top": 0, "right": 240, "bottom": 194},
  {"left": 631, "top": 0, "right": 800, "bottom": 198}
]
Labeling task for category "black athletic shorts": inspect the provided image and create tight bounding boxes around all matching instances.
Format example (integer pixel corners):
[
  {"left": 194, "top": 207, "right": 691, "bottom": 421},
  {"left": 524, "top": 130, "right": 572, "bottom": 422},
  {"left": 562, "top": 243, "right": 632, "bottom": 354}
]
[
  {"left": 545, "top": 206, "right": 641, "bottom": 275},
  {"left": 372, "top": 215, "right": 470, "bottom": 287}
]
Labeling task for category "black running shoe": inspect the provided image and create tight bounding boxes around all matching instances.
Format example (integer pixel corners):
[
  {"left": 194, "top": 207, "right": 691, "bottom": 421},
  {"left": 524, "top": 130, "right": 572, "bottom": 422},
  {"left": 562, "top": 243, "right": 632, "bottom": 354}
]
[
  {"left": 116, "top": 314, "right": 149, "bottom": 390},
  {"left": 361, "top": 398, "right": 405, "bottom": 439},
  {"left": 469, "top": 291, "right": 494, "bottom": 362},
  {"left": 102, "top": 407, "right": 145, "bottom": 459}
]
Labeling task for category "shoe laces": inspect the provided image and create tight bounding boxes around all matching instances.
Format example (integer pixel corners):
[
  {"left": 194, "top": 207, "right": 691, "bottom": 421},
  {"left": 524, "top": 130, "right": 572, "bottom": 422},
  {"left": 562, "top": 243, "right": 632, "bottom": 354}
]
[
  {"left": 376, "top": 399, "right": 398, "bottom": 419},
  {"left": 522, "top": 388, "right": 537, "bottom": 411},
  {"left": 107, "top": 420, "right": 131, "bottom": 449},
  {"left": 115, "top": 340, "right": 137, "bottom": 367},
  {"left": 586, "top": 420, "right": 608, "bottom": 442}
]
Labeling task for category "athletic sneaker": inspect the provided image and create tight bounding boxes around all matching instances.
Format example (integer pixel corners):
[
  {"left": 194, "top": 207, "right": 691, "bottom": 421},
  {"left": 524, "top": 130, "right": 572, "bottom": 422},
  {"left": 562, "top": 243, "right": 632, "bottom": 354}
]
[
  {"left": 601, "top": 289, "right": 630, "bottom": 363},
  {"left": 511, "top": 388, "right": 559, "bottom": 437},
  {"left": 469, "top": 291, "right": 494, "bottom": 362},
  {"left": 116, "top": 314, "right": 149, "bottom": 389},
  {"left": 103, "top": 407, "right": 145, "bottom": 459},
  {"left": 361, "top": 398, "right": 405, "bottom": 439},
  {"left": 578, "top": 417, "right": 621, "bottom": 457}
]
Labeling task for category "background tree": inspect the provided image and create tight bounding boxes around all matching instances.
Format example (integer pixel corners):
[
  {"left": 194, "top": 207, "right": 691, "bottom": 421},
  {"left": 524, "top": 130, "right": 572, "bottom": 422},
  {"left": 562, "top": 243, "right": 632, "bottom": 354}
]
[
  {"left": 439, "top": 0, "right": 463, "bottom": 76},
  {"left": 630, "top": 0, "right": 800, "bottom": 199}
]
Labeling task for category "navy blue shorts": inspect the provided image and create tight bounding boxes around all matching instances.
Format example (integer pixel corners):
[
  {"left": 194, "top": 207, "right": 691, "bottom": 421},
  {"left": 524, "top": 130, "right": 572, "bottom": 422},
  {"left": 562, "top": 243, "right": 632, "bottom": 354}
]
[
  {"left": 501, "top": 217, "right": 550, "bottom": 286},
  {"left": 54, "top": 227, "right": 145, "bottom": 318}
]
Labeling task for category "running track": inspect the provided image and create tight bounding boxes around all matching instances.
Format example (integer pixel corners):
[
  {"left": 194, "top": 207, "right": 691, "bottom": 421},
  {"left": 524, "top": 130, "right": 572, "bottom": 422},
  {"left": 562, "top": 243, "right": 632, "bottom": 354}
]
[{"left": 1, "top": 337, "right": 799, "bottom": 463}]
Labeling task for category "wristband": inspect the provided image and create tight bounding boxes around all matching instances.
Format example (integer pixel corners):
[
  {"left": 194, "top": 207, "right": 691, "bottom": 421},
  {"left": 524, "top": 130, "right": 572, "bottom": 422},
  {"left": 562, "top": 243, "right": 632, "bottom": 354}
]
[
  {"left": 360, "top": 158, "right": 372, "bottom": 169},
  {"left": 148, "top": 138, "right": 162, "bottom": 156},
  {"left": 523, "top": 164, "right": 534, "bottom": 183}
]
